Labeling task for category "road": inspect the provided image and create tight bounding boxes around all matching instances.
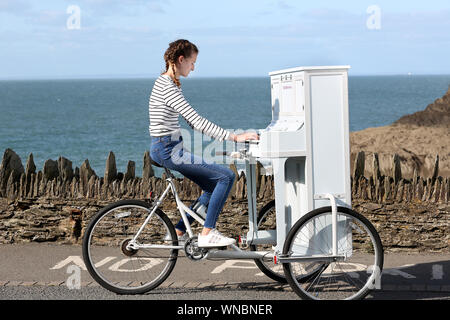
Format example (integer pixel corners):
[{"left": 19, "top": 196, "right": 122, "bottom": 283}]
[{"left": 0, "top": 244, "right": 449, "bottom": 301}]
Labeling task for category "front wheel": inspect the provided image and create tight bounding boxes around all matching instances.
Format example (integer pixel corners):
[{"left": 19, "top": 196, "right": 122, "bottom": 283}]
[
  {"left": 282, "top": 206, "right": 384, "bottom": 300},
  {"left": 82, "top": 199, "right": 178, "bottom": 295},
  {"left": 250, "top": 200, "right": 327, "bottom": 284}
]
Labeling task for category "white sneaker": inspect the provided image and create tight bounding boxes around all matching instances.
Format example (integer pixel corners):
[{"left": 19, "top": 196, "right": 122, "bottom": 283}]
[{"left": 198, "top": 229, "right": 236, "bottom": 248}]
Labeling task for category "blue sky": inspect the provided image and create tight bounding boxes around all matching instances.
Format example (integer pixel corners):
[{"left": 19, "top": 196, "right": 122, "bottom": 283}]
[{"left": 0, "top": 0, "right": 449, "bottom": 79}]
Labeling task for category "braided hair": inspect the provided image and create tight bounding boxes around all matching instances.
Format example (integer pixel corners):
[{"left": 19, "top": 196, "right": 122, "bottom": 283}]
[{"left": 162, "top": 39, "right": 199, "bottom": 87}]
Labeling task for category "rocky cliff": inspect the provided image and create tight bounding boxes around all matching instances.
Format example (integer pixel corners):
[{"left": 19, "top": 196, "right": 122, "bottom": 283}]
[
  {"left": 350, "top": 86, "right": 450, "bottom": 178},
  {"left": 394, "top": 86, "right": 450, "bottom": 128}
]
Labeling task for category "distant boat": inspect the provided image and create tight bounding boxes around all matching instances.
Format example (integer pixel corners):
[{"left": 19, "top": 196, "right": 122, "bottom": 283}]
[{"left": 407, "top": 72, "right": 413, "bottom": 76}]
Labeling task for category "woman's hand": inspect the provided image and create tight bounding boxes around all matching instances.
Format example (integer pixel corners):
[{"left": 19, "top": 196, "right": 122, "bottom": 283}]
[{"left": 230, "top": 132, "right": 260, "bottom": 143}]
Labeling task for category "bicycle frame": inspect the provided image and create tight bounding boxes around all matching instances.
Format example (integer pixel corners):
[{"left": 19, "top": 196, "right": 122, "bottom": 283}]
[
  {"left": 127, "top": 175, "right": 274, "bottom": 261},
  {"left": 128, "top": 178, "right": 203, "bottom": 250},
  {"left": 128, "top": 174, "right": 349, "bottom": 264}
]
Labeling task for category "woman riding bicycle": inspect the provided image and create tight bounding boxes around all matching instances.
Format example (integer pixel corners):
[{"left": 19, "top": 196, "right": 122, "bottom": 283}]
[{"left": 149, "top": 39, "right": 259, "bottom": 248}]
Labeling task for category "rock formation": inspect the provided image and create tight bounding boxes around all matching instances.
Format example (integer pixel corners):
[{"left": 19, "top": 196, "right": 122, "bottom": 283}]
[
  {"left": 350, "top": 86, "right": 450, "bottom": 178},
  {"left": 0, "top": 149, "right": 24, "bottom": 197},
  {"left": 394, "top": 86, "right": 450, "bottom": 128}
]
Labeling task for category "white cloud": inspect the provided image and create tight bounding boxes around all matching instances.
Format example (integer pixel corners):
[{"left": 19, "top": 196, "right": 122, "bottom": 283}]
[
  {"left": 63, "top": 0, "right": 168, "bottom": 16},
  {"left": 0, "top": 0, "right": 31, "bottom": 15}
]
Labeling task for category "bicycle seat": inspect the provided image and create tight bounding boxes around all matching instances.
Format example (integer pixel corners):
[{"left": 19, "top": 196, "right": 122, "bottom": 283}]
[
  {"left": 150, "top": 158, "right": 163, "bottom": 168},
  {"left": 150, "top": 158, "right": 176, "bottom": 179}
]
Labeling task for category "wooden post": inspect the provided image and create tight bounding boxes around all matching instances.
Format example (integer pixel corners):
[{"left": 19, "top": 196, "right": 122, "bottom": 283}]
[
  {"left": 392, "top": 154, "right": 402, "bottom": 185},
  {"left": 372, "top": 153, "right": 381, "bottom": 182},
  {"left": 416, "top": 177, "right": 424, "bottom": 201},
  {"left": 433, "top": 178, "right": 441, "bottom": 202},
  {"left": 431, "top": 155, "right": 439, "bottom": 186},
  {"left": 353, "top": 151, "right": 365, "bottom": 182},
  {"left": 104, "top": 151, "right": 117, "bottom": 185},
  {"left": 384, "top": 177, "right": 391, "bottom": 202},
  {"left": 443, "top": 178, "right": 449, "bottom": 203},
  {"left": 396, "top": 179, "right": 404, "bottom": 202},
  {"left": 412, "top": 168, "right": 418, "bottom": 199},
  {"left": 229, "top": 163, "right": 239, "bottom": 200}
]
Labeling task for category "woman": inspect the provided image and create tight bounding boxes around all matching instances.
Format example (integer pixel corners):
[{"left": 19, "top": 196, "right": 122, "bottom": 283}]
[{"left": 149, "top": 39, "right": 259, "bottom": 248}]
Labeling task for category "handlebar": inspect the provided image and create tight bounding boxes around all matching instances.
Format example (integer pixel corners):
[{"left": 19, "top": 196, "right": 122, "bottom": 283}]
[
  {"left": 215, "top": 151, "right": 243, "bottom": 159},
  {"left": 215, "top": 151, "right": 228, "bottom": 156},
  {"left": 215, "top": 136, "right": 259, "bottom": 159}
]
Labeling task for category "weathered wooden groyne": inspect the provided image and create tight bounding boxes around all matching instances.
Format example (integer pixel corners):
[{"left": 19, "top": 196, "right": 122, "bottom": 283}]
[
  {"left": 0, "top": 148, "right": 449, "bottom": 204},
  {"left": 0, "top": 149, "right": 270, "bottom": 202},
  {"left": 352, "top": 151, "right": 449, "bottom": 203}
]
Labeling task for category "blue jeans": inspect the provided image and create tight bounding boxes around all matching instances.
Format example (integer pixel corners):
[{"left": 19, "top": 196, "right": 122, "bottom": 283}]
[{"left": 150, "top": 133, "right": 235, "bottom": 232}]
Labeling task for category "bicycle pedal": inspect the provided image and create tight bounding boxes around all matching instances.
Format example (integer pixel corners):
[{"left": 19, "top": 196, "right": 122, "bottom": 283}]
[{"left": 237, "top": 235, "right": 249, "bottom": 249}]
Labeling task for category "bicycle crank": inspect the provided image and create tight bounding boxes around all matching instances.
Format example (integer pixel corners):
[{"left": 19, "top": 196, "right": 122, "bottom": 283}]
[{"left": 184, "top": 236, "right": 208, "bottom": 261}]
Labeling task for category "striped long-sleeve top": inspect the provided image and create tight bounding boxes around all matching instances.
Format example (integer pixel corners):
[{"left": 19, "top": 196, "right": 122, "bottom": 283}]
[{"left": 149, "top": 75, "right": 231, "bottom": 142}]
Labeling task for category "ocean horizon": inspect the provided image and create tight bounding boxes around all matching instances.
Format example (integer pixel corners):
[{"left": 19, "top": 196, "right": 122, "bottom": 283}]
[
  {"left": 1, "top": 74, "right": 450, "bottom": 178},
  {"left": 2, "top": 73, "right": 450, "bottom": 81}
]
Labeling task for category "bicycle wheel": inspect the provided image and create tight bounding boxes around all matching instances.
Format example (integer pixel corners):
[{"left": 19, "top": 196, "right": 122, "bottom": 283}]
[
  {"left": 283, "top": 206, "right": 383, "bottom": 300},
  {"left": 250, "top": 200, "right": 327, "bottom": 284},
  {"left": 82, "top": 199, "right": 178, "bottom": 294},
  {"left": 249, "top": 200, "right": 284, "bottom": 282}
]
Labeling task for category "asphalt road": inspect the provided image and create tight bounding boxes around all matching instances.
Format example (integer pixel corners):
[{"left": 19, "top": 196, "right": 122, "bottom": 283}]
[{"left": 0, "top": 244, "right": 449, "bottom": 301}]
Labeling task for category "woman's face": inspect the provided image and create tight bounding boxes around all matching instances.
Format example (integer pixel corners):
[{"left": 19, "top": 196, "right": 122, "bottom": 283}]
[{"left": 177, "top": 52, "right": 197, "bottom": 78}]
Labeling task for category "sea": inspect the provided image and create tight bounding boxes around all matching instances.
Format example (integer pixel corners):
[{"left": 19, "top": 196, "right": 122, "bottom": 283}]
[{"left": 1, "top": 75, "right": 449, "bottom": 178}]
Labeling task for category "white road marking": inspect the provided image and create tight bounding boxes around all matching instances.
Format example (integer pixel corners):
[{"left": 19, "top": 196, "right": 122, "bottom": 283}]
[
  {"left": 94, "top": 257, "right": 116, "bottom": 268},
  {"left": 431, "top": 264, "right": 444, "bottom": 280},
  {"left": 50, "top": 256, "right": 87, "bottom": 271},
  {"left": 211, "top": 260, "right": 258, "bottom": 274},
  {"left": 382, "top": 267, "right": 416, "bottom": 279},
  {"left": 50, "top": 256, "right": 163, "bottom": 273},
  {"left": 51, "top": 256, "right": 438, "bottom": 281},
  {"left": 108, "top": 258, "right": 163, "bottom": 272}
]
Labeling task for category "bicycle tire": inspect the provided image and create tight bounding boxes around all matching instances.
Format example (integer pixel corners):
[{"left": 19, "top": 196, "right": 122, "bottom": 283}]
[
  {"left": 282, "top": 206, "right": 384, "bottom": 300},
  {"left": 82, "top": 199, "right": 178, "bottom": 295}
]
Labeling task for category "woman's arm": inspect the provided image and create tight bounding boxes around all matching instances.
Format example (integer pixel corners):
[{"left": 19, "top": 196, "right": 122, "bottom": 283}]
[
  {"left": 227, "top": 132, "right": 259, "bottom": 143},
  {"left": 163, "top": 84, "right": 259, "bottom": 143},
  {"left": 164, "top": 86, "right": 230, "bottom": 141}
]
